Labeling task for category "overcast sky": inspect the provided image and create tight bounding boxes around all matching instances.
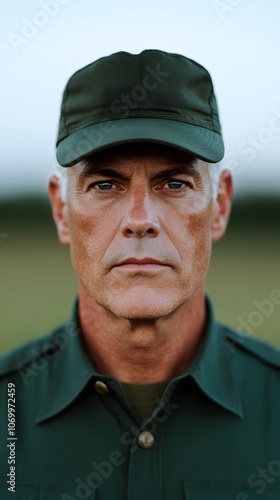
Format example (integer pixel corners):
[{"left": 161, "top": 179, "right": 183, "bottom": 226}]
[{"left": 1, "top": 0, "right": 280, "bottom": 198}]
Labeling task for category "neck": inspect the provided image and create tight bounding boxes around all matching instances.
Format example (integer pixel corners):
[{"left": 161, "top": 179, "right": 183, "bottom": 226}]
[{"left": 78, "top": 286, "right": 207, "bottom": 384}]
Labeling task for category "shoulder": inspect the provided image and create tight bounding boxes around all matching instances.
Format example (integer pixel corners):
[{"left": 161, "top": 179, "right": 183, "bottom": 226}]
[
  {"left": 0, "top": 321, "right": 71, "bottom": 380},
  {"left": 222, "top": 325, "right": 280, "bottom": 370}
]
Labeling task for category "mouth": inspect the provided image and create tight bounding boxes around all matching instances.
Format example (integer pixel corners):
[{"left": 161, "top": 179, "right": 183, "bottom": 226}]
[{"left": 114, "top": 257, "right": 170, "bottom": 271}]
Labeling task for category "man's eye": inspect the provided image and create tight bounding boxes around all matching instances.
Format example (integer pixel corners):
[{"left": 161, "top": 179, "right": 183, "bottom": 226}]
[
  {"left": 92, "top": 181, "right": 114, "bottom": 190},
  {"left": 165, "top": 180, "right": 187, "bottom": 190}
]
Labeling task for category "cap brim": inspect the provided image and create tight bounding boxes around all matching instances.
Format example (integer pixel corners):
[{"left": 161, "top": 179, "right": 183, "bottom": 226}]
[{"left": 56, "top": 118, "right": 224, "bottom": 167}]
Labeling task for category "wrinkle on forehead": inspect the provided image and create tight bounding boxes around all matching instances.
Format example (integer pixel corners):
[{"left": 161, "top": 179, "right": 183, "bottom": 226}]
[{"left": 73, "top": 143, "right": 205, "bottom": 178}]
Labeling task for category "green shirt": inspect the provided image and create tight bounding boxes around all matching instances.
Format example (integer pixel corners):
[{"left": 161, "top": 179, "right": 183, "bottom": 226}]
[{"left": 1, "top": 298, "right": 280, "bottom": 499}]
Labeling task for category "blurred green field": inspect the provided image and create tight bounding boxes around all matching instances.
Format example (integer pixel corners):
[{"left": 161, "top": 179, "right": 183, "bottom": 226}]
[{"left": 0, "top": 196, "right": 279, "bottom": 354}]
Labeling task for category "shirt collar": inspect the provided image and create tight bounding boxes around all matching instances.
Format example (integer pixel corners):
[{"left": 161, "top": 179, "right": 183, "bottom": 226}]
[
  {"left": 187, "top": 298, "right": 243, "bottom": 418},
  {"left": 35, "top": 300, "right": 96, "bottom": 423},
  {"left": 36, "top": 297, "right": 243, "bottom": 424}
]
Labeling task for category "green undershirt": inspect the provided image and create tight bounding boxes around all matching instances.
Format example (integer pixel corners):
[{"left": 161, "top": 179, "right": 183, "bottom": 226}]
[{"left": 121, "top": 380, "right": 170, "bottom": 422}]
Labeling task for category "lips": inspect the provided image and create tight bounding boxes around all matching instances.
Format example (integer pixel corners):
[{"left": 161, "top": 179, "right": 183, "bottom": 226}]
[{"left": 115, "top": 258, "right": 167, "bottom": 266}]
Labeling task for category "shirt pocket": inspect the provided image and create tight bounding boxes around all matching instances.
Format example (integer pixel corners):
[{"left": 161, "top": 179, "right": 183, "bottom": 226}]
[{"left": 183, "top": 480, "right": 280, "bottom": 500}]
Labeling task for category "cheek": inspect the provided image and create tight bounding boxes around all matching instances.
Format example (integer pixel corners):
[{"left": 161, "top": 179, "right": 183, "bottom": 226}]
[
  {"left": 67, "top": 201, "right": 113, "bottom": 272},
  {"left": 190, "top": 202, "right": 213, "bottom": 244},
  {"left": 170, "top": 200, "right": 213, "bottom": 272},
  {"left": 191, "top": 210, "right": 213, "bottom": 271}
]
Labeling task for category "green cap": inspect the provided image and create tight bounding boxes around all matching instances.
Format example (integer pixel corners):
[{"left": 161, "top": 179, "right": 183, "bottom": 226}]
[{"left": 56, "top": 49, "right": 224, "bottom": 167}]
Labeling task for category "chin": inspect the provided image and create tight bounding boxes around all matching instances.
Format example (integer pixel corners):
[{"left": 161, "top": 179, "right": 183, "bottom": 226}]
[{"left": 102, "top": 289, "right": 183, "bottom": 321}]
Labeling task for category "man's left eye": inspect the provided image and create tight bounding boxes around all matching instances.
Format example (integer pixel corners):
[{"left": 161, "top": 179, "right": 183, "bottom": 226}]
[
  {"left": 165, "top": 180, "right": 186, "bottom": 189},
  {"left": 93, "top": 181, "right": 114, "bottom": 190}
]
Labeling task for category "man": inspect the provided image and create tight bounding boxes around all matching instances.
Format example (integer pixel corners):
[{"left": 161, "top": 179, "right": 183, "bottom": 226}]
[{"left": 1, "top": 50, "right": 280, "bottom": 499}]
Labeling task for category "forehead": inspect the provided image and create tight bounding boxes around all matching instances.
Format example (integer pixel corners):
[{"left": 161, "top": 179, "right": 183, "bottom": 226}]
[{"left": 72, "top": 143, "right": 208, "bottom": 176}]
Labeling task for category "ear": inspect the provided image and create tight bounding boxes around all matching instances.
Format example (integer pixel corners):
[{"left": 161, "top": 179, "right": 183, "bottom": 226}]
[
  {"left": 211, "top": 169, "right": 233, "bottom": 242},
  {"left": 48, "top": 174, "right": 70, "bottom": 245}
]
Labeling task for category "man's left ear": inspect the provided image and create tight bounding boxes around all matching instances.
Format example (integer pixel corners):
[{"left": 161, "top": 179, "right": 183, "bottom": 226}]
[{"left": 211, "top": 169, "right": 233, "bottom": 242}]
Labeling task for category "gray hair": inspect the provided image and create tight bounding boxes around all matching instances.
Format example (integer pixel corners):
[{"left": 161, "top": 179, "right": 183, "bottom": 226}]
[
  {"left": 54, "top": 160, "right": 222, "bottom": 203},
  {"left": 209, "top": 162, "right": 223, "bottom": 201},
  {"left": 53, "top": 163, "right": 68, "bottom": 202}
]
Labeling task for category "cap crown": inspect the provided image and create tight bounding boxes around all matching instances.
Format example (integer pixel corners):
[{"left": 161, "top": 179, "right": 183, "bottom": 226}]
[{"left": 57, "top": 49, "right": 222, "bottom": 145}]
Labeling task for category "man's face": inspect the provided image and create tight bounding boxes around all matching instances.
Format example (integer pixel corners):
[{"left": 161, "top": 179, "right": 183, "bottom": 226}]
[{"left": 51, "top": 144, "right": 229, "bottom": 320}]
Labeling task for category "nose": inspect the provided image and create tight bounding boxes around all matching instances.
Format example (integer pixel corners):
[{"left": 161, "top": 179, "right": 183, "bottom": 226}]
[{"left": 120, "top": 186, "right": 160, "bottom": 238}]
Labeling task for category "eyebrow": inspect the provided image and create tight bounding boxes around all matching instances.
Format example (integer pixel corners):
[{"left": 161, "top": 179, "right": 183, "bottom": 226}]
[
  {"left": 151, "top": 165, "right": 199, "bottom": 182},
  {"left": 78, "top": 157, "right": 200, "bottom": 182}
]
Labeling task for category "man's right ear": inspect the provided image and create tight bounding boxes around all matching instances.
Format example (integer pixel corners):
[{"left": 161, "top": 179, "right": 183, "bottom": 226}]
[{"left": 48, "top": 174, "right": 70, "bottom": 245}]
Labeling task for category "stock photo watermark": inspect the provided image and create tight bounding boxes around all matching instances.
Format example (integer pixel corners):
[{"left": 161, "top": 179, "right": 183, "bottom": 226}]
[
  {"left": 213, "top": 0, "right": 247, "bottom": 21},
  {"left": 224, "top": 289, "right": 280, "bottom": 353},
  {"left": 224, "top": 107, "right": 280, "bottom": 178},
  {"left": 8, "top": 0, "right": 73, "bottom": 54},
  {"left": 236, "top": 455, "right": 280, "bottom": 499},
  {"left": 7, "top": 383, "right": 16, "bottom": 493},
  {"left": 59, "top": 63, "right": 170, "bottom": 166},
  {"left": 17, "top": 322, "right": 80, "bottom": 386},
  {"left": 61, "top": 397, "right": 179, "bottom": 499},
  {"left": 237, "top": 108, "right": 280, "bottom": 162},
  {"left": 236, "top": 289, "right": 280, "bottom": 336}
]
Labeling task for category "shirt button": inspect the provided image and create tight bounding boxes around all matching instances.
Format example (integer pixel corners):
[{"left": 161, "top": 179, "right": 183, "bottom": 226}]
[
  {"left": 137, "top": 431, "right": 155, "bottom": 449},
  {"left": 94, "top": 381, "right": 110, "bottom": 395}
]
